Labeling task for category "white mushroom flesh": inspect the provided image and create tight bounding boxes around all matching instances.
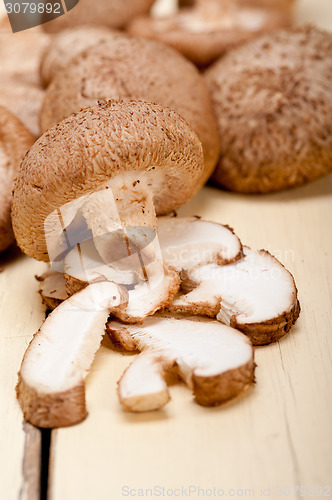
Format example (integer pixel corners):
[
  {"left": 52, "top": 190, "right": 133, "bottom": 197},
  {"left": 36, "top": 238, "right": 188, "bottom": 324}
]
[
  {"left": 109, "top": 315, "right": 254, "bottom": 412},
  {"left": 158, "top": 216, "right": 242, "bottom": 271},
  {"left": 20, "top": 281, "right": 128, "bottom": 395},
  {"left": 171, "top": 247, "right": 297, "bottom": 325}
]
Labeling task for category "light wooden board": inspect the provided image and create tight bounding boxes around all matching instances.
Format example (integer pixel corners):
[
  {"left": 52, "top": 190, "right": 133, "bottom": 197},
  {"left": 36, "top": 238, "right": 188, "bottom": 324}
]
[
  {"left": 50, "top": 173, "right": 332, "bottom": 500},
  {"left": 0, "top": 249, "right": 47, "bottom": 500},
  {"left": 0, "top": 1, "right": 331, "bottom": 499}
]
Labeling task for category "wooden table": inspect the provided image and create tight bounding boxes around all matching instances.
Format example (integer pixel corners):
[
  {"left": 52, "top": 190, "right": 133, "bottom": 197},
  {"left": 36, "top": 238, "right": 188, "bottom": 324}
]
[{"left": 1, "top": 1, "right": 332, "bottom": 499}]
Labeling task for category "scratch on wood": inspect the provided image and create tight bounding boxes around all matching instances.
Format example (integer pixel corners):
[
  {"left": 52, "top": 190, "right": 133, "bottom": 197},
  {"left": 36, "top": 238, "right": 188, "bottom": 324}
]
[{"left": 19, "top": 421, "right": 41, "bottom": 500}]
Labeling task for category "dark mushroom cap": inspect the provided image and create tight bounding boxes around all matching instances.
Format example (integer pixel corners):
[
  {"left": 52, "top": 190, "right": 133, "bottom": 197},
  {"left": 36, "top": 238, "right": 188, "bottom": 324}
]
[
  {"left": 42, "top": 0, "right": 155, "bottom": 33},
  {"left": 40, "top": 36, "right": 220, "bottom": 184},
  {"left": 12, "top": 100, "right": 204, "bottom": 261},
  {"left": 128, "top": 1, "right": 291, "bottom": 67},
  {"left": 0, "top": 106, "right": 35, "bottom": 252},
  {"left": 205, "top": 26, "right": 332, "bottom": 193}
]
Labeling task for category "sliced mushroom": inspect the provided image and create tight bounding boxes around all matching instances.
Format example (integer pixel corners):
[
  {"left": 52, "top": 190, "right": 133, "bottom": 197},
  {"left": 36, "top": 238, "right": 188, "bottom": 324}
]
[
  {"left": 158, "top": 216, "right": 242, "bottom": 271},
  {"left": 40, "top": 26, "right": 121, "bottom": 86},
  {"left": 128, "top": 0, "right": 290, "bottom": 67},
  {"left": 0, "top": 81, "right": 44, "bottom": 137},
  {"left": 108, "top": 315, "right": 255, "bottom": 412},
  {"left": 37, "top": 269, "right": 68, "bottom": 310},
  {"left": 205, "top": 26, "right": 332, "bottom": 193},
  {"left": 17, "top": 281, "right": 128, "bottom": 428},
  {"left": 40, "top": 36, "right": 220, "bottom": 183},
  {"left": 42, "top": 0, "right": 155, "bottom": 33},
  {"left": 0, "top": 106, "right": 35, "bottom": 252},
  {"left": 169, "top": 247, "right": 300, "bottom": 345}
]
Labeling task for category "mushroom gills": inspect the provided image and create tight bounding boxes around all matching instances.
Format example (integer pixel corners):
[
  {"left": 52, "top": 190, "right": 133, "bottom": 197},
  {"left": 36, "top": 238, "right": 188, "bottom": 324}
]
[
  {"left": 108, "top": 315, "right": 255, "bottom": 412},
  {"left": 169, "top": 247, "right": 300, "bottom": 345},
  {"left": 158, "top": 216, "right": 242, "bottom": 271},
  {"left": 17, "top": 281, "right": 128, "bottom": 428}
]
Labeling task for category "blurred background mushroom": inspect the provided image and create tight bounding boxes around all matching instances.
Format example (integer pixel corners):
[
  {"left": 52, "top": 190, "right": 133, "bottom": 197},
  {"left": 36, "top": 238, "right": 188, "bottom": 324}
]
[
  {"left": 205, "top": 26, "right": 332, "bottom": 193},
  {"left": 41, "top": 0, "right": 156, "bottom": 33},
  {"left": 128, "top": 0, "right": 292, "bottom": 67},
  {"left": 0, "top": 106, "right": 35, "bottom": 253},
  {"left": 39, "top": 35, "right": 220, "bottom": 185}
]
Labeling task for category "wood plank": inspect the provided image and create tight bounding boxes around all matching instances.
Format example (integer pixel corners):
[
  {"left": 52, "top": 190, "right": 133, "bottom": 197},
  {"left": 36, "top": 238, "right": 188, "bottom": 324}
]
[
  {"left": 0, "top": 248, "right": 47, "bottom": 500},
  {"left": 49, "top": 172, "right": 332, "bottom": 499}
]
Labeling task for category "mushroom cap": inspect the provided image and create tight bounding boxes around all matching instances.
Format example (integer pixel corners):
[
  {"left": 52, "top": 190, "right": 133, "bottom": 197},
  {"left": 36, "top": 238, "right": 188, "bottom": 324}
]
[
  {"left": 128, "top": 4, "right": 291, "bottom": 67},
  {"left": 12, "top": 100, "right": 204, "bottom": 261},
  {"left": 0, "top": 80, "right": 44, "bottom": 137},
  {"left": 42, "top": 0, "right": 155, "bottom": 33},
  {"left": 40, "top": 26, "right": 122, "bottom": 87},
  {"left": 40, "top": 36, "right": 220, "bottom": 184},
  {"left": 205, "top": 26, "right": 332, "bottom": 193},
  {"left": 0, "top": 106, "right": 35, "bottom": 252},
  {"left": 0, "top": 29, "right": 51, "bottom": 87}
]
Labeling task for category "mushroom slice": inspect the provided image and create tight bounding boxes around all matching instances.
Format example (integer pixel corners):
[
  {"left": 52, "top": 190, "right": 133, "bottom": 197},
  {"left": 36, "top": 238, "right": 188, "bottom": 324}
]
[
  {"left": 158, "top": 216, "right": 242, "bottom": 271},
  {"left": 112, "top": 267, "right": 180, "bottom": 324},
  {"left": 37, "top": 269, "right": 68, "bottom": 310},
  {"left": 17, "top": 281, "right": 128, "bottom": 428},
  {"left": 169, "top": 248, "right": 300, "bottom": 345},
  {"left": 108, "top": 315, "right": 255, "bottom": 412}
]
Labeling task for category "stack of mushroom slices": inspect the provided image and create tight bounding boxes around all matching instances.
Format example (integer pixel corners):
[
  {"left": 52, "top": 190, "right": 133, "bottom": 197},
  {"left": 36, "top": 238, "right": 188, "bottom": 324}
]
[
  {"left": 12, "top": 101, "right": 299, "bottom": 428},
  {"left": 18, "top": 214, "right": 299, "bottom": 428}
]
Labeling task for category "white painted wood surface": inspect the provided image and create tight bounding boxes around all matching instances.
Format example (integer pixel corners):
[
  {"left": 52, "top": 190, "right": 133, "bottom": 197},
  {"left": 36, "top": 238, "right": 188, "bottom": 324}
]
[{"left": 0, "top": 1, "right": 331, "bottom": 499}]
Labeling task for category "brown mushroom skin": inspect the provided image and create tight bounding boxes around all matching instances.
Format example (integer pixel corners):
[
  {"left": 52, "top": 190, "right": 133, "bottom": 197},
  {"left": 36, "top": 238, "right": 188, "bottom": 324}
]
[
  {"left": 0, "top": 106, "right": 35, "bottom": 253},
  {"left": 205, "top": 26, "right": 332, "bottom": 193},
  {"left": 193, "top": 358, "right": 255, "bottom": 406},
  {"left": 12, "top": 101, "right": 204, "bottom": 261},
  {"left": 39, "top": 36, "right": 220, "bottom": 184},
  {"left": 16, "top": 377, "right": 87, "bottom": 428}
]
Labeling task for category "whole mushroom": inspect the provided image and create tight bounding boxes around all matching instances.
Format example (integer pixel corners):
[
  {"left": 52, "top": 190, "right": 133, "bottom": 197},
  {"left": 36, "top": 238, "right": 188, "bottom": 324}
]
[
  {"left": 40, "top": 36, "right": 220, "bottom": 184},
  {"left": 42, "top": 0, "right": 155, "bottom": 33},
  {"left": 12, "top": 100, "right": 204, "bottom": 262},
  {"left": 0, "top": 106, "right": 35, "bottom": 252},
  {"left": 205, "top": 26, "right": 332, "bottom": 193},
  {"left": 128, "top": 0, "right": 291, "bottom": 67}
]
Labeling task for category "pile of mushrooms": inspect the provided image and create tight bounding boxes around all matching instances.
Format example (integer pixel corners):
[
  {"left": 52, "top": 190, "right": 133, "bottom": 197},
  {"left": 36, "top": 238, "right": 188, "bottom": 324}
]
[{"left": 11, "top": 100, "right": 300, "bottom": 428}]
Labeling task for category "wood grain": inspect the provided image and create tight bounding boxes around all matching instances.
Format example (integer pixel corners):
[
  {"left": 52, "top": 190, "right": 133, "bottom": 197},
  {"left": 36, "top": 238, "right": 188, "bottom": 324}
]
[
  {"left": 49, "top": 173, "right": 332, "bottom": 499},
  {"left": 0, "top": 248, "right": 47, "bottom": 500}
]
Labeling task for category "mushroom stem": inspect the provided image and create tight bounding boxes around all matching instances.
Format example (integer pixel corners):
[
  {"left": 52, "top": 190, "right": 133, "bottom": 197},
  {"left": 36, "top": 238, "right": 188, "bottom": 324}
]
[{"left": 17, "top": 281, "right": 128, "bottom": 428}]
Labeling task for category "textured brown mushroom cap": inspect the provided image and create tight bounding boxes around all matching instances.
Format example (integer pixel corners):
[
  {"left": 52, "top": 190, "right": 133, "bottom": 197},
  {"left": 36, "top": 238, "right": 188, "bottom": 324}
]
[
  {"left": 128, "top": 5, "right": 290, "bottom": 67},
  {"left": 0, "top": 81, "right": 44, "bottom": 137},
  {"left": 0, "top": 106, "right": 35, "bottom": 252},
  {"left": 40, "top": 36, "right": 220, "bottom": 184},
  {"left": 40, "top": 26, "right": 122, "bottom": 87},
  {"left": 205, "top": 26, "right": 332, "bottom": 193},
  {"left": 42, "top": 0, "right": 155, "bottom": 33},
  {"left": 12, "top": 100, "right": 204, "bottom": 261},
  {"left": 0, "top": 29, "right": 51, "bottom": 87}
]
